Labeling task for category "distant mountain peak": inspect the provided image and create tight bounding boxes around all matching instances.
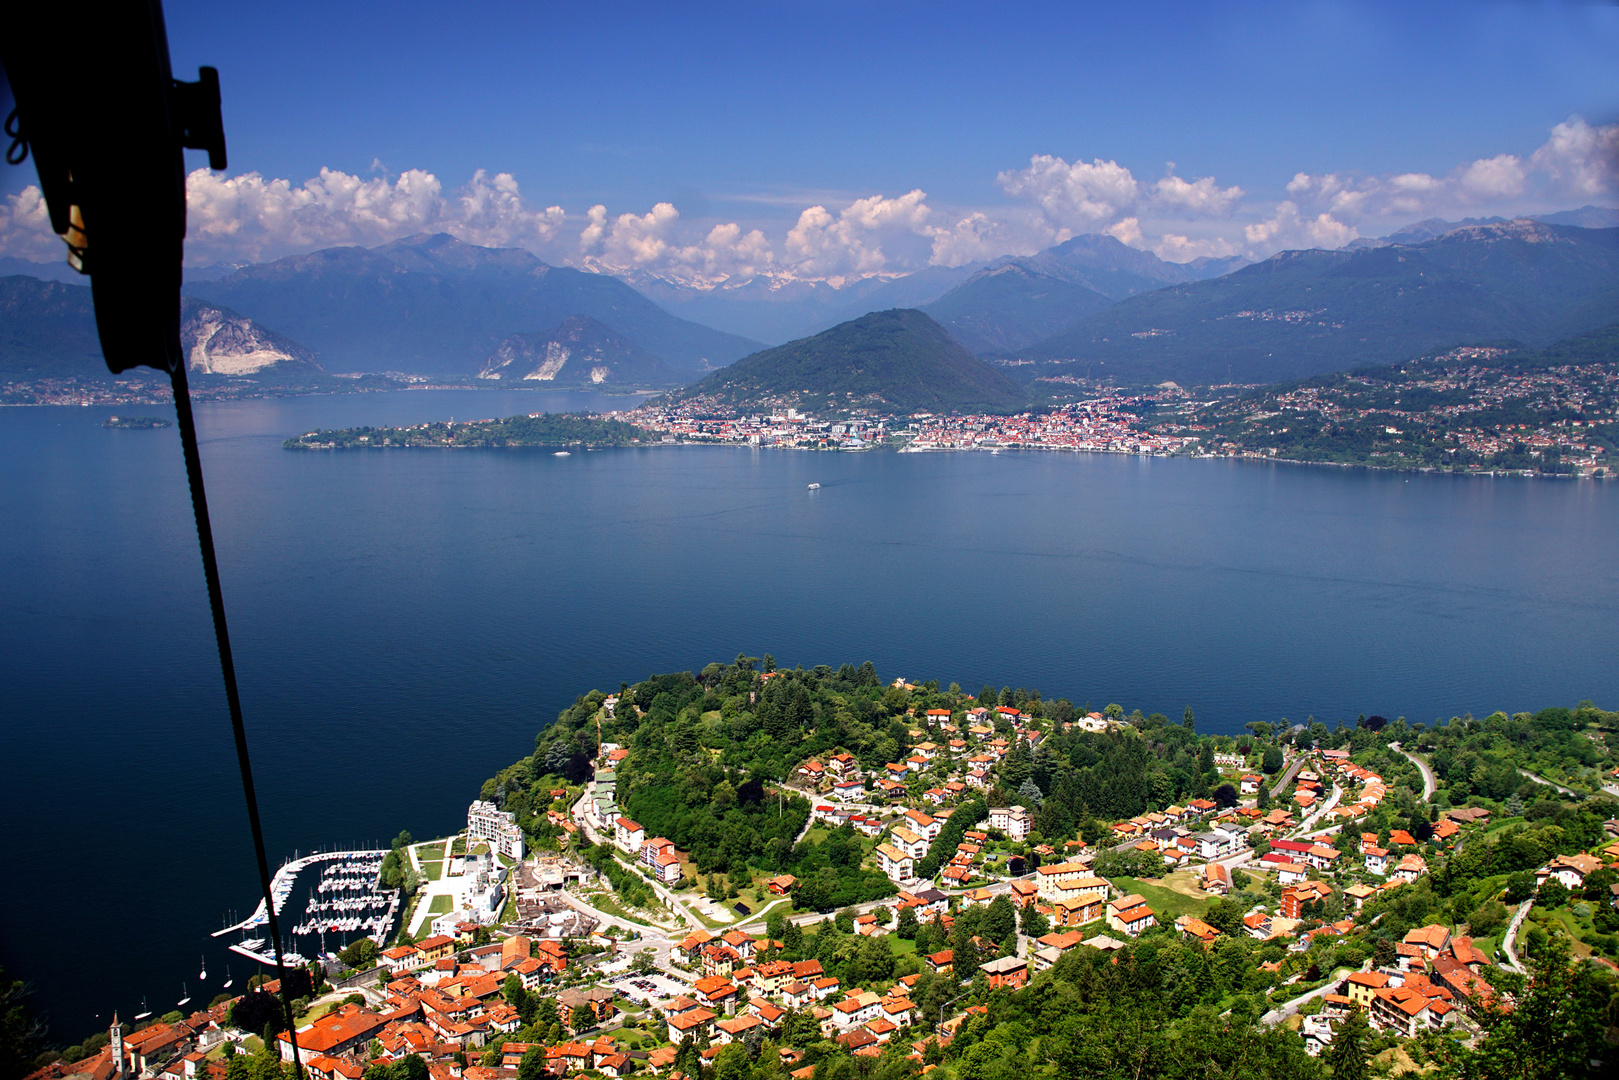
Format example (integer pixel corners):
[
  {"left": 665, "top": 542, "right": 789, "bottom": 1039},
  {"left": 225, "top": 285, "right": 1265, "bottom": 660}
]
[{"left": 1432, "top": 218, "right": 1577, "bottom": 245}]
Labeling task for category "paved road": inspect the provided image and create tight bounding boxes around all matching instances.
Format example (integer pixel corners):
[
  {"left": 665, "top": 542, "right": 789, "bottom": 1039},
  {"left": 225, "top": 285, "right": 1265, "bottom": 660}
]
[
  {"left": 1390, "top": 743, "right": 1436, "bottom": 800},
  {"left": 1501, "top": 899, "right": 1534, "bottom": 973},
  {"left": 1292, "top": 783, "right": 1343, "bottom": 836},
  {"left": 1268, "top": 753, "right": 1307, "bottom": 800},
  {"left": 1517, "top": 768, "right": 1576, "bottom": 796},
  {"left": 1262, "top": 965, "right": 1359, "bottom": 1025}
]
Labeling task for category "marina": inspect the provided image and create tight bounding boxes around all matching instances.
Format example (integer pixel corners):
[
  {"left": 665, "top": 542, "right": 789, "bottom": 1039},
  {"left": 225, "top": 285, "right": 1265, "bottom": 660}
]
[{"left": 214, "top": 849, "right": 398, "bottom": 968}]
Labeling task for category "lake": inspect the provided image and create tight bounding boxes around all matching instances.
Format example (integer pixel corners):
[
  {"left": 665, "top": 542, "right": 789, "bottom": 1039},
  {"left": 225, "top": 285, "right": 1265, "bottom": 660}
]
[{"left": 2, "top": 387, "right": 1617, "bottom": 1037}]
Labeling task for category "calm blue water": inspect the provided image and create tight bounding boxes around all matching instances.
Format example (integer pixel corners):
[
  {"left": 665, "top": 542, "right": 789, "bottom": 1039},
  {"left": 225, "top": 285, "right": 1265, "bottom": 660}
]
[{"left": 3, "top": 388, "right": 1618, "bottom": 1037}]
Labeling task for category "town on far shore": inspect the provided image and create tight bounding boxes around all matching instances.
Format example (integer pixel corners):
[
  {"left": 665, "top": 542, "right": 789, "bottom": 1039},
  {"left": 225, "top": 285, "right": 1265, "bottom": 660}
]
[
  {"left": 27, "top": 664, "right": 1619, "bottom": 1080},
  {"left": 609, "top": 357, "right": 1618, "bottom": 477}
]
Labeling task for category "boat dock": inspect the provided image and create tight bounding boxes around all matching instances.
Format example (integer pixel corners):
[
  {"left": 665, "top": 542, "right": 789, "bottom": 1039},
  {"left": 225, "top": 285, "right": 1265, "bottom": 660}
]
[{"left": 214, "top": 849, "right": 395, "bottom": 956}]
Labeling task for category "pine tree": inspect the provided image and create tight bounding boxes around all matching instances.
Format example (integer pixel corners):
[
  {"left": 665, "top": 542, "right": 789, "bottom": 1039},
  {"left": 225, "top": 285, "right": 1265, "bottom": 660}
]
[{"left": 1324, "top": 1006, "right": 1370, "bottom": 1080}]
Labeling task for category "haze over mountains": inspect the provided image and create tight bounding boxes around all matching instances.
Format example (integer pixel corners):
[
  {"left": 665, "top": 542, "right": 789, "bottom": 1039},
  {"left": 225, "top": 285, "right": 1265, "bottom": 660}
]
[
  {"left": 1, "top": 207, "right": 1616, "bottom": 394},
  {"left": 1016, "top": 220, "right": 1619, "bottom": 386},
  {"left": 182, "top": 233, "right": 762, "bottom": 375},
  {"left": 921, "top": 233, "right": 1251, "bottom": 355}
]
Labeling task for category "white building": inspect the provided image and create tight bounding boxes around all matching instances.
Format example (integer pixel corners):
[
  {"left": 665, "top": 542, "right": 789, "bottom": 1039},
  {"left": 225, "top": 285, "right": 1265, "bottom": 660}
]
[
  {"left": 468, "top": 800, "right": 525, "bottom": 861},
  {"left": 988, "top": 806, "right": 1031, "bottom": 841}
]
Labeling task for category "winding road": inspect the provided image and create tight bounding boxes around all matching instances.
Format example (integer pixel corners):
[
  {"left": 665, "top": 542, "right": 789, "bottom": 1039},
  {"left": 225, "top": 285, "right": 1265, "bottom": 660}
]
[
  {"left": 1390, "top": 743, "right": 1437, "bottom": 801},
  {"left": 1500, "top": 898, "right": 1534, "bottom": 973},
  {"left": 1517, "top": 768, "right": 1576, "bottom": 796}
]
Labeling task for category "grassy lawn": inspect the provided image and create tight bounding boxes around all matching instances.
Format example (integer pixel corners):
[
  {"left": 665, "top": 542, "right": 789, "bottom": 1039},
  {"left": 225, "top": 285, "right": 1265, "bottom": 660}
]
[
  {"left": 422, "top": 861, "right": 444, "bottom": 881},
  {"left": 295, "top": 1000, "right": 337, "bottom": 1026},
  {"left": 587, "top": 891, "right": 655, "bottom": 927},
  {"left": 417, "top": 841, "right": 447, "bottom": 862},
  {"left": 890, "top": 937, "right": 917, "bottom": 955},
  {"left": 427, "top": 894, "right": 453, "bottom": 915},
  {"left": 1539, "top": 907, "right": 1595, "bottom": 958},
  {"left": 1113, "top": 876, "right": 1209, "bottom": 920}
]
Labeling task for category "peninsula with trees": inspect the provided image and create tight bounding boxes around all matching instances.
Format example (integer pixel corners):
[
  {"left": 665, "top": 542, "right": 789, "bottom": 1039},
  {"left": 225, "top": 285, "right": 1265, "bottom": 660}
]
[
  {"left": 18, "top": 658, "right": 1618, "bottom": 1080},
  {"left": 283, "top": 413, "right": 658, "bottom": 451}
]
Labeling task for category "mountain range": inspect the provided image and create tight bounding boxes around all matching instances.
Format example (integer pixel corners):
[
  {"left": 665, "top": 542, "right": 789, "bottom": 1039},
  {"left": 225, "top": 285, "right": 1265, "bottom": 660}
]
[
  {"left": 616, "top": 263, "right": 981, "bottom": 345},
  {"left": 0, "top": 275, "right": 326, "bottom": 382},
  {"left": 477, "top": 315, "right": 682, "bottom": 387},
  {"left": 920, "top": 233, "right": 1251, "bottom": 354},
  {"left": 4, "top": 206, "right": 1618, "bottom": 393},
  {"left": 1011, "top": 220, "right": 1619, "bottom": 386},
  {"left": 666, "top": 308, "right": 1027, "bottom": 415},
  {"left": 182, "top": 233, "right": 762, "bottom": 375}
]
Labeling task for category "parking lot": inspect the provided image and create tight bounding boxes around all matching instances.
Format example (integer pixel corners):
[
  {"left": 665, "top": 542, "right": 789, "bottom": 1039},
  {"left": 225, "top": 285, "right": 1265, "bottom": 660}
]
[{"left": 608, "top": 970, "right": 692, "bottom": 1005}]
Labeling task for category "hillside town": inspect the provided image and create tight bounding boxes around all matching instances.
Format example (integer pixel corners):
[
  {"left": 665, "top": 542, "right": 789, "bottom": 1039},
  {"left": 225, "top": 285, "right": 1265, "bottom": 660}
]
[
  {"left": 29, "top": 679, "right": 1619, "bottom": 1080},
  {"left": 603, "top": 354, "right": 1619, "bottom": 476},
  {"left": 606, "top": 396, "right": 1196, "bottom": 456}
]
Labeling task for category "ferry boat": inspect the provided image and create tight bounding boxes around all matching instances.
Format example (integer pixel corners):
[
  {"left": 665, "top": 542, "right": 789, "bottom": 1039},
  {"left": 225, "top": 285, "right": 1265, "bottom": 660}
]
[{"left": 807, "top": 483, "right": 820, "bottom": 490}]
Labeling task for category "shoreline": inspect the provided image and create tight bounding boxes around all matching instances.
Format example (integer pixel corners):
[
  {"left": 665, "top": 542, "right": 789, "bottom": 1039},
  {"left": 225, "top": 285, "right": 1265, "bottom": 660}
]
[{"left": 286, "top": 435, "right": 1615, "bottom": 479}]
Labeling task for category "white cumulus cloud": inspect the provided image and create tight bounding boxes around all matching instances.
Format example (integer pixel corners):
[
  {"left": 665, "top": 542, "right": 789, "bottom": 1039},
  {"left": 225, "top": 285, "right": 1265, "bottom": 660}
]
[
  {"left": 997, "top": 155, "right": 1142, "bottom": 227},
  {"left": 1152, "top": 173, "right": 1245, "bottom": 216},
  {"left": 1244, "top": 201, "right": 1358, "bottom": 251},
  {"left": 783, "top": 190, "right": 937, "bottom": 281},
  {"left": 1529, "top": 115, "right": 1619, "bottom": 198},
  {"left": 0, "top": 186, "right": 60, "bottom": 260}
]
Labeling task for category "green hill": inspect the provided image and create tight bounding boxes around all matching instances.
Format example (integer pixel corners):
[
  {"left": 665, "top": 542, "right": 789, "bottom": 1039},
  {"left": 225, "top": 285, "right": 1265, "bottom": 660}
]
[{"left": 669, "top": 308, "right": 1028, "bottom": 415}]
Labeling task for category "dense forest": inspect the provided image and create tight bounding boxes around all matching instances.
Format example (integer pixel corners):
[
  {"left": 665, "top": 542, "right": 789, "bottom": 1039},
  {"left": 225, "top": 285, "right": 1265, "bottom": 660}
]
[
  {"left": 283, "top": 413, "right": 656, "bottom": 450},
  {"left": 484, "top": 659, "right": 1619, "bottom": 889}
]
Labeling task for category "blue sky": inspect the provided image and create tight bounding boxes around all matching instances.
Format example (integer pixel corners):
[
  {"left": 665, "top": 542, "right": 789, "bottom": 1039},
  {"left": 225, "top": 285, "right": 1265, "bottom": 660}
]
[{"left": 5, "top": 0, "right": 1618, "bottom": 279}]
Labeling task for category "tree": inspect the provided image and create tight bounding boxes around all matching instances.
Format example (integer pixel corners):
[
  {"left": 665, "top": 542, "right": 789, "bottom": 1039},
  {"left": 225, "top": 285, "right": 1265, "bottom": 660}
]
[
  {"left": 1262, "top": 746, "right": 1283, "bottom": 774},
  {"left": 516, "top": 1048, "right": 547, "bottom": 1080},
  {"left": 1372, "top": 938, "right": 1397, "bottom": 968},
  {"left": 896, "top": 906, "right": 918, "bottom": 940},
  {"left": 1584, "top": 865, "right": 1617, "bottom": 902},
  {"left": 1182, "top": 707, "right": 1196, "bottom": 732},
  {"left": 501, "top": 974, "right": 527, "bottom": 1014},
  {"left": 1213, "top": 783, "right": 1238, "bottom": 808},
  {"left": 1455, "top": 937, "right": 1609, "bottom": 1079},
  {"left": 983, "top": 896, "right": 1017, "bottom": 944},
  {"left": 1323, "top": 1006, "right": 1371, "bottom": 1080},
  {"left": 0, "top": 966, "right": 44, "bottom": 1080},
  {"left": 1019, "top": 905, "right": 1049, "bottom": 939},
  {"left": 1535, "top": 879, "right": 1570, "bottom": 908},
  {"left": 1204, "top": 898, "right": 1244, "bottom": 937},
  {"left": 1504, "top": 870, "right": 1536, "bottom": 904}
]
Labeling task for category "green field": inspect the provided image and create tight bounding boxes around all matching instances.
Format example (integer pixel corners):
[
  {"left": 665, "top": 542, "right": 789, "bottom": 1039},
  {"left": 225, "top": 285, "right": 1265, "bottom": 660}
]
[
  {"left": 422, "top": 861, "right": 444, "bottom": 881},
  {"left": 427, "top": 895, "right": 453, "bottom": 915},
  {"left": 1112, "top": 875, "right": 1210, "bottom": 921},
  {"left": 416, "top": 841, "right": 447, "bottom": 862}
]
